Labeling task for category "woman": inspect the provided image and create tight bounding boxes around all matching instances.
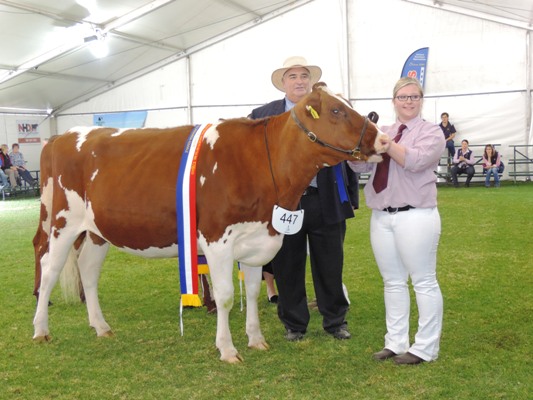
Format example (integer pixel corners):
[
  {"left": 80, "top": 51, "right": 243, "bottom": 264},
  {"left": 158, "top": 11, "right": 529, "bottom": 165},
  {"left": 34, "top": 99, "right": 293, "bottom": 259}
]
[
  {"left": 349, "top": 77, "right": 444, "bottom": 364},
  {"left": 482, "top": 144, "right": 501, "bottom": 188},
  {"left": 450, "top": 139, "right": 475, "bottom": 188},
  {"left": 0, "top": 144, "right": 19, "bottom": 189},
  {"left": 9, "top": 143, "right": 37, "bottom": 187}
]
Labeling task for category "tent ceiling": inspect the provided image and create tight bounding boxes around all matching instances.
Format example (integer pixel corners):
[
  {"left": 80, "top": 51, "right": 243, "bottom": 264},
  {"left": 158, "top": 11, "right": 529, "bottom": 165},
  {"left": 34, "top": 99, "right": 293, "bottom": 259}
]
[
  {"left": 404, "top": 0, "right": 533, "bottom": 29},
  {"left": 0, "top": 0, "right": 310, "bottom": 114},
  {"left": 0, "top": 0, "right": 532, "bottom": 115}
]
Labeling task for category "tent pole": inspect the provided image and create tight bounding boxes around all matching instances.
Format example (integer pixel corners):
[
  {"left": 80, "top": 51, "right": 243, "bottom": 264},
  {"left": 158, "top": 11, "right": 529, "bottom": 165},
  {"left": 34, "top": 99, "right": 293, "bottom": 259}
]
[
  {"left": 526, "top": 31, "right": 532, "bottom": 179},
  {"left": 343, "top": 0, "right": 350, "bottom": 100},
  {"left": 186, "top": 56, "right": 192, "bottom": 125}
]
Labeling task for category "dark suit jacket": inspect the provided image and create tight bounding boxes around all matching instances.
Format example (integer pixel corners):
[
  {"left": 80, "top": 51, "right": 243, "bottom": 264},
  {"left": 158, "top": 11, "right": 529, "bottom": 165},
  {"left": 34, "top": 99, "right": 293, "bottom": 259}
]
[
  {"left": 250, "top": 98, "right": 359, "bottom": 225},
  {"left": 249, "top": 99, "right": 286, "bottom": 119}
]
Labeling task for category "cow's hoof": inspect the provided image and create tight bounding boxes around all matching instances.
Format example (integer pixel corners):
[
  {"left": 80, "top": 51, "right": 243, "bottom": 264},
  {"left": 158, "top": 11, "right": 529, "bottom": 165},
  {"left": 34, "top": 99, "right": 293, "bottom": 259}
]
[
  {"left": 97, "top": 330, "right": 114, "bottom": 338},
  {"left": 33, "top": 335, "right": 51, "bottom": 343},
  {"left": 249, "top": 341, "right": 269, "bottom": 351},
  {"left": 221, "top": 353, "right": 244, "bottom": 364},
  {"left": 227, "top": 354, "right": 244, "bottom": 364}
]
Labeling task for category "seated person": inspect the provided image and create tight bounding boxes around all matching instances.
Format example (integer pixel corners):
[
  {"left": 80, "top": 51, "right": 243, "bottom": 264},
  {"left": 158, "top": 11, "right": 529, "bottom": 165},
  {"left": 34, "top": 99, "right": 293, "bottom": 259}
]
[
  {"left": 482, "top": 144, "right": 502, "bottom": 188},
  {"left": 9, "top": 143, "right": 37, "bottom": 187},
  {"left": 450, "top": 139, "right": 475, "bottom": 187},
  {"left": 0, "top": 161, "right": 8, "bottom": 189},
  {"left": 0, "top": 144, "right": 19, "bottom": 189}
]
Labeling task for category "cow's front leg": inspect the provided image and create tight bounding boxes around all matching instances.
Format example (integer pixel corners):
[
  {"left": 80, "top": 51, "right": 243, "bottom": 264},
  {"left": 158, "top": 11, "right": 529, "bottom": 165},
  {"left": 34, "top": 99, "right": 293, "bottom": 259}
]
[
  {"left": 208, "top": 257, "right": 242, "bottom": 363},
  {"left": 240, "top": 263, "right": 269, "bottom": 351}
]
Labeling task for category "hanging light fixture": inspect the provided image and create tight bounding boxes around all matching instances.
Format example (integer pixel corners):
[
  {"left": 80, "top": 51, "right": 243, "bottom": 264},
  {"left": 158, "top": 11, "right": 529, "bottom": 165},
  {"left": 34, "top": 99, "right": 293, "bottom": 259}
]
[{"left": 85, "top": 28, "right": 109, "bottom": 58}]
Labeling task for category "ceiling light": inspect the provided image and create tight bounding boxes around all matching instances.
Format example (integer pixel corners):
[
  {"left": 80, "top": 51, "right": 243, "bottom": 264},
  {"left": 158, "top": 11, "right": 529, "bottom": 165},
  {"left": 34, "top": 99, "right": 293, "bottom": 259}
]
[
  {"left": 90, "top": 40, "right": 109, "bottom": 58},
  {"left": 85, "top": 28, "right": 109, "bottom": 58}
]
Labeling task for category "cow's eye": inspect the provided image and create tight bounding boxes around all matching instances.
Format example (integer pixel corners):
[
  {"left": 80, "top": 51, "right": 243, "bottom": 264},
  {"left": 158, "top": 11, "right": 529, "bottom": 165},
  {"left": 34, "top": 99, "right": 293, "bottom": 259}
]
[{"left": 332, "top": 108, "right": 340, "bottom": 115}]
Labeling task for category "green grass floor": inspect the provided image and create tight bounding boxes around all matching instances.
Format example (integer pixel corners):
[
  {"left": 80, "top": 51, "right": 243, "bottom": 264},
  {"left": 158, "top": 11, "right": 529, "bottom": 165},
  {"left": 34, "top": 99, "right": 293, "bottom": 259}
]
[{"left": 0, "top": 181, "right": 531, "bottom": 399}]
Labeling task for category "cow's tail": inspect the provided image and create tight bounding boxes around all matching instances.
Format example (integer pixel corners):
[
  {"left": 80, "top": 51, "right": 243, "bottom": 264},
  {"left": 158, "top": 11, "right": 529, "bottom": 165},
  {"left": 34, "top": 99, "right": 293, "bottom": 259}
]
[{"left": 59, "top": 246, "right": 83, "bottom": 303}]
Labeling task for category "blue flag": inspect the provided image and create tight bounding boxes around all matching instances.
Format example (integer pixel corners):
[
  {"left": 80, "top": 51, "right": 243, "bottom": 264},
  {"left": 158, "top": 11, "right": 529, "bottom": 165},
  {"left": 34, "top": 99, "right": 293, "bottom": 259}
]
[{"left": 401, "top": 47, "right": 429, "bottom": 88}]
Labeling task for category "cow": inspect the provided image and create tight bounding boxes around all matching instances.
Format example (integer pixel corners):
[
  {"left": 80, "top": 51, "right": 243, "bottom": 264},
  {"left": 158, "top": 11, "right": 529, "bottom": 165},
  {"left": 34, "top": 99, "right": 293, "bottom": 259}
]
[{"left": 32, "top": 82, "right": 387, "bottom": 363}]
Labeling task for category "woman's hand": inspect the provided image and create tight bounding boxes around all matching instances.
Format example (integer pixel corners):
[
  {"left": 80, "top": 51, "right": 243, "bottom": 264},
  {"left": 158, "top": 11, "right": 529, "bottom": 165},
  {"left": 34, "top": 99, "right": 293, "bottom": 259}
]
[{"left": 380, "top": 135, "right": 391, "bottom": 152}]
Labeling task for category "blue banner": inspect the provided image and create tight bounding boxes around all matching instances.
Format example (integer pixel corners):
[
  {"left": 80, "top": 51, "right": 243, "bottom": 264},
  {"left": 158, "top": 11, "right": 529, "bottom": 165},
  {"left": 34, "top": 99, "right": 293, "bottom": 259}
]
[
  {"left": 401, "top": 47, "right": 429, "bottom": 88},
  {"left": 93, "top": 111, "right": 147, "bottom": 128}
]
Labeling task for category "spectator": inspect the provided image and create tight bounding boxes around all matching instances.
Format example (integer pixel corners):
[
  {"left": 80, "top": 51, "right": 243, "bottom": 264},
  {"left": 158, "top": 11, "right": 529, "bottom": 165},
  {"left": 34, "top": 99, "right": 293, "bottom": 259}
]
[
  {"left": 250, "top": 56, "right": 358, "bottom": 341},
  {"left": 0, "top": 156, "right": 8, "bottom": 189},
  {"left": 348, "top": 76, "right": 444, "bottom": 365},
  {"left": 450, "top": 139, "right": 475, "bottom": 187},
  {"left": 482, "top": 144, "right": 501, "bottom": 188},
  {"left": 439, "top": 112, "right": 456, "bottom": 159},
  {"left": 9, "top": 143, "right": 37, "bottom": 187},
  {"left": 0, "top": 144, "right": 19, "bottom": 189}
]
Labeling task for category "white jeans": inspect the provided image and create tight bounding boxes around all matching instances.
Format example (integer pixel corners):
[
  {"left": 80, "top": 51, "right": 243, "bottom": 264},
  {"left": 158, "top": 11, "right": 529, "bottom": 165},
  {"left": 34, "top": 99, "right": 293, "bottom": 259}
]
[{"left": 370, "top": 207, "right": 443, "bottom": 361}]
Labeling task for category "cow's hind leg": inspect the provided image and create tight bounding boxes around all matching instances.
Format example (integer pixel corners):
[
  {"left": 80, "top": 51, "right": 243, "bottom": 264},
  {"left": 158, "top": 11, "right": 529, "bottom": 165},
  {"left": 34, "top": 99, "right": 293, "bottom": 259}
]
[
  {"left": 240, "top": 263, "right": 269, "bottom": 351},
  {"left": 33, "top": 233, "right": 79, "bottom": 341},
  {"left": 77, "top": 234, "right": 112, "bottom": 337}
]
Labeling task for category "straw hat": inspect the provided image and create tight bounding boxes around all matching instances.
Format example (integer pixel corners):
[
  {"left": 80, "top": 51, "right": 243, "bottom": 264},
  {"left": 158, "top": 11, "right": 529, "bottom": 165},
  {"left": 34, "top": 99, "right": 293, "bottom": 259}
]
[{"left": 271, "top": 56, "right": 322, "bottom": 92}]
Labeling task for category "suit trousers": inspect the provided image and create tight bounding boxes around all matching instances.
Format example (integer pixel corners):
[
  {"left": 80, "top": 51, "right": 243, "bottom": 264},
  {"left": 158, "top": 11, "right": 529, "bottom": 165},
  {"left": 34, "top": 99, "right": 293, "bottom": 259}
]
[
  {"left": 370, "top": 207, "right": 443, "bottom": 361},
  {"left": 272, "top": 192, "right": 349, "bottom": 333}
]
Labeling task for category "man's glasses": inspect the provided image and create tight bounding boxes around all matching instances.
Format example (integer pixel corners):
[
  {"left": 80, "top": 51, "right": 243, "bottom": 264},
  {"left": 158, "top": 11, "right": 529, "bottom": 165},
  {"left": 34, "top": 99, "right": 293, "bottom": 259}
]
[{"left": 395, "top": 95, "right": 423, "bottom": 102}]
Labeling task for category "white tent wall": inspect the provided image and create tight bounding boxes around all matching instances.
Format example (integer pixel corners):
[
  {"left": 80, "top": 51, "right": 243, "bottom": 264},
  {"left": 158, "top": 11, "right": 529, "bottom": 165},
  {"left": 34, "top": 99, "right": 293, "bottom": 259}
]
[
  {"left": 349, "top": 0, "right": 530, "bottom": 178},
  {"left": 57, "top": 61, "right": 191, "bottom": 131},
  {"left": 35, "top": 0, "right": 532, "bottom": 180},
  {"left": 189, "top": 0, "right": 347, "bottom": 122}
]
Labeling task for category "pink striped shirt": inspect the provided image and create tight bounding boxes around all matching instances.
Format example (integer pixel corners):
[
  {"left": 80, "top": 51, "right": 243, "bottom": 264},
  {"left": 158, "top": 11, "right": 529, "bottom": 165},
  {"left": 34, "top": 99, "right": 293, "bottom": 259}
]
[{"left": 349, "top": 116, "right": 444, "bottom": 210}]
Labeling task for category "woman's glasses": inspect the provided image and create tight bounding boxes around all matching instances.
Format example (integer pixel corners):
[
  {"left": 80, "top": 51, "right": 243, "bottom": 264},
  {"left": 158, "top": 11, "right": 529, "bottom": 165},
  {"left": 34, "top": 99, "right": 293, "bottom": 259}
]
[{"left": 395, "top": 95, "right": 422, "bottom": 102}]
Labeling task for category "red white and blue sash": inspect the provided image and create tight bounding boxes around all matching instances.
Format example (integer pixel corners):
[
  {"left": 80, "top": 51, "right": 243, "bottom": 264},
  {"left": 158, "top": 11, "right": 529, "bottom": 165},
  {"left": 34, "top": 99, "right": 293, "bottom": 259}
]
[{"left": 176, "top": 124, "right": 212, "bottom": 317}]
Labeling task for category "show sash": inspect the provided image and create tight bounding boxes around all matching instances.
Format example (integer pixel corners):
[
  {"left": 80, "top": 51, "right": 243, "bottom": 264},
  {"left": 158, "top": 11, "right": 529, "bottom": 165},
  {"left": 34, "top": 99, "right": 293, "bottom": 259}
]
[
  {"left": 334, "top": 164, "right": 349, "bottom": 203},
  {"left": 176, "top": 123, "right": 212, "bottom": 325}
]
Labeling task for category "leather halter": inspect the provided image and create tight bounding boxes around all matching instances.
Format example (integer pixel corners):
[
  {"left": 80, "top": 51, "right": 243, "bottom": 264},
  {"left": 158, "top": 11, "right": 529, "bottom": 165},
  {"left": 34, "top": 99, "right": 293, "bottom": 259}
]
[{"left": 290, "top": 108, "right": 368, "bottom": 160}]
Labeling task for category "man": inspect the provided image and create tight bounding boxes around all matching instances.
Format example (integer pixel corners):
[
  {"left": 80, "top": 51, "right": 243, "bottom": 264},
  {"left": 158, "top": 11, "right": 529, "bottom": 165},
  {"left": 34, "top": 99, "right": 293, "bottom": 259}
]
[
  {"left": 250, "top": 56, "right": 358, "bottom": 341},
  {"left": 439, "top": 112, "right": 456, "bottom": 159}
]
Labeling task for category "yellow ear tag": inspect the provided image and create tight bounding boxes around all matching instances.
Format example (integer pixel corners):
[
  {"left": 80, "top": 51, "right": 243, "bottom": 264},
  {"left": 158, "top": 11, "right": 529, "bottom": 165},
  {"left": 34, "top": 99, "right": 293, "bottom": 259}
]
[{"left": 306, "top": 105, "right": 320, "bottom": 119}]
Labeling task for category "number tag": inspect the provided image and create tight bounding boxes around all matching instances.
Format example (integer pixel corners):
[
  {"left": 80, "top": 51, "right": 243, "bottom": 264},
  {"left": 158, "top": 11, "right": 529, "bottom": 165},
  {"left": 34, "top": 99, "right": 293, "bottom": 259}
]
[{"left": 272, "top": 205, "right": 304, "bottom": 235}]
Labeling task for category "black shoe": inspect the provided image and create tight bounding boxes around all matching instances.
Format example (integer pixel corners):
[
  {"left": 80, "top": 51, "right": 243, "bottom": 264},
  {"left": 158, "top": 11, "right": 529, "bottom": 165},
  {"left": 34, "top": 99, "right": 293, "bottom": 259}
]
[
  {"left": 328, "top": 326, "right": 351, "bottom": 340},
  {"left": 373, "top": 348, "right": 397, "bottom": 361},
  {"left": 268, "top": 295, "right": 278, "bottom": 304},
  {"left": 393, "top": 352, "right": 425, "bottom": 365},
  {"left": 285, "top": 329, "right": 305, "bottom": 341}
]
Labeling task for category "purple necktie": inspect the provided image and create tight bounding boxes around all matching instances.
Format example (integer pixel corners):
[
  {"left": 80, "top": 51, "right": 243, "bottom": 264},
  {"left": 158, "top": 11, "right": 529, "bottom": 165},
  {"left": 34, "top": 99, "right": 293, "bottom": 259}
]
[{"left": 373, "top": 124, "right": 407, "bottom": 193}]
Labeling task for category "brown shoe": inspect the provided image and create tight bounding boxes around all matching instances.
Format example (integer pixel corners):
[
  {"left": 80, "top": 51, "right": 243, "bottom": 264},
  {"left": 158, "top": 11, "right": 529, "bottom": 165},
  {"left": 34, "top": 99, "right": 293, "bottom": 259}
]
[
  {"left": 373, "top": 348, "right": 397, "bottom": 361},
  {"left": 393, "top": 352, "right": 425, "bottom": 365}
]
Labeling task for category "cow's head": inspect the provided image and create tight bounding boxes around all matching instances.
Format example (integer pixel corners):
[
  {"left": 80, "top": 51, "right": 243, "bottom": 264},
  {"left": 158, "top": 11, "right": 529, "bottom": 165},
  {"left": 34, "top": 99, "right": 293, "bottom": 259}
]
[{"left": 291, "top": 82, "right": 387, "bottom": 165}]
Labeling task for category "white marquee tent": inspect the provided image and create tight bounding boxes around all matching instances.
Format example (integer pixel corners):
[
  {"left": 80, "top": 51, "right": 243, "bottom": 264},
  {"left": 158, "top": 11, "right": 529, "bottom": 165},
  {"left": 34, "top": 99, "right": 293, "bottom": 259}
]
[{"left": 1, "top": 0, "right": 532, "bottom": 178}]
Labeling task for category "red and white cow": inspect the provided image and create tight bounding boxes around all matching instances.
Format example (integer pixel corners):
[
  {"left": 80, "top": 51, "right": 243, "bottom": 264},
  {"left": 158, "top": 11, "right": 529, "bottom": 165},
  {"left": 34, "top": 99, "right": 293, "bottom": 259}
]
[{"left": 32, "top": 82, "right": 386, "bottom": 363}]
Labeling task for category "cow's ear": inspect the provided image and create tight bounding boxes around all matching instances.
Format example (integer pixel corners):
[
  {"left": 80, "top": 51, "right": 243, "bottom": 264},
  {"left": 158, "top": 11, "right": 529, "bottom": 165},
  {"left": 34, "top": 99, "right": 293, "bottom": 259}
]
[{"left": 312, "top": 82, "right": 327, "bottom": 91}]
